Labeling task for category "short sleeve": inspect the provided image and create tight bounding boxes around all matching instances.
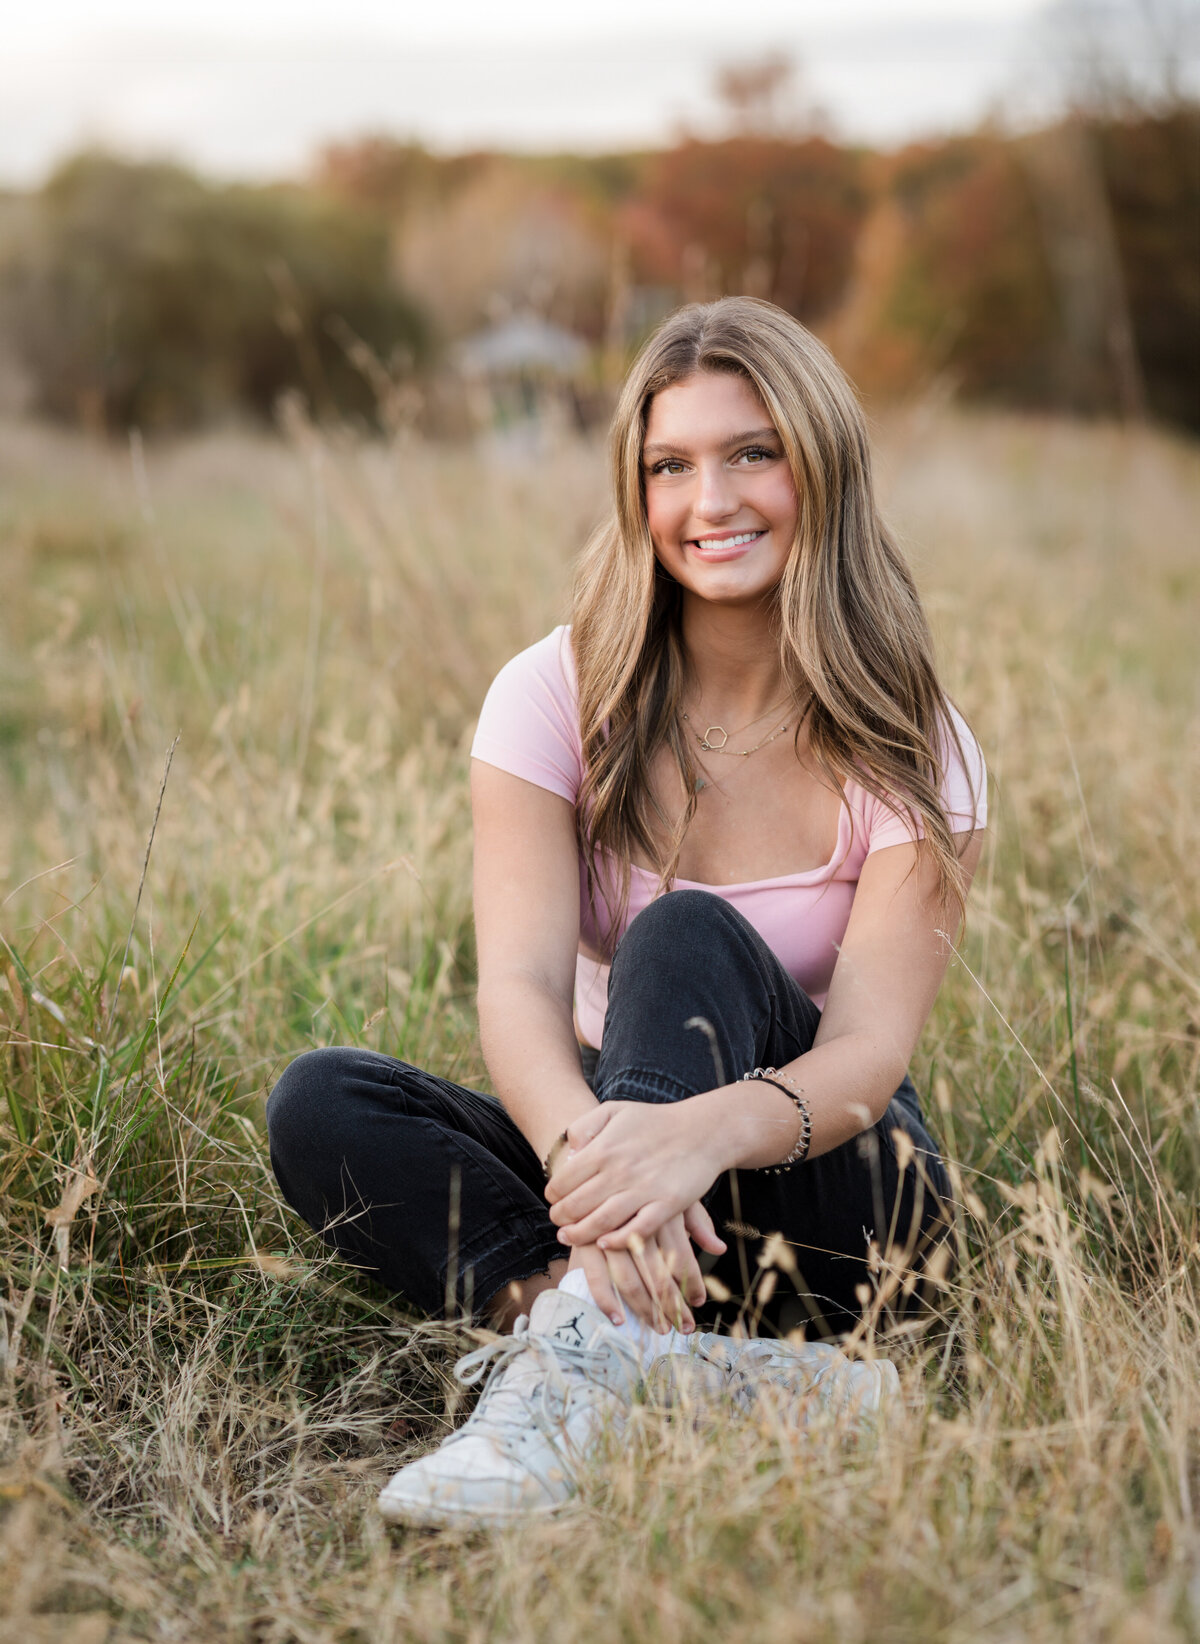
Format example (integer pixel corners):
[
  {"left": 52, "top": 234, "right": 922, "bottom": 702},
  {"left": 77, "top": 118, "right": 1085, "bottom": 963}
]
[
  {"left": 470, "top": 626, "right": 583, "bottom": 804},
  {"left": 863, "top": 704, "right": 988, "bottom": 855}
]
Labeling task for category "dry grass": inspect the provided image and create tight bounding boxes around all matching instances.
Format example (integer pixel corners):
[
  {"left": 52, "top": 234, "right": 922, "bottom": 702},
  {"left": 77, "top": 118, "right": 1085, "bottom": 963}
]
[{"left": 0, "top": 403, "right": 1197, "bottom": 1643}]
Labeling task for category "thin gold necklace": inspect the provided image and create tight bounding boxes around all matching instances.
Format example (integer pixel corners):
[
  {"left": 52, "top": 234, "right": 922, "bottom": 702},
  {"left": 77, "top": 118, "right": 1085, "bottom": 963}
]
[{"left": 680, "top": 698, "right": 792, "bottom": 757}]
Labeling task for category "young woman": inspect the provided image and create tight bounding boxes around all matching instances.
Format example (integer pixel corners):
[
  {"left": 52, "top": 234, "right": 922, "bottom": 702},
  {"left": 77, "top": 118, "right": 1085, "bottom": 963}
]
[{"left": 267, "top": 296, "right": 986, "bottom": 1528}]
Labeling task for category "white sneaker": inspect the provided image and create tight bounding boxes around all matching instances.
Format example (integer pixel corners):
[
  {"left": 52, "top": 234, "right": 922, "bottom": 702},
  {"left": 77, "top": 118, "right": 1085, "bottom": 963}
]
[
  {"left": 377, "top": 1289, "right": 641, "bottom": 1528},
  {"left": 648, "top": 1332, "right": 899, "bottom": 1433}
]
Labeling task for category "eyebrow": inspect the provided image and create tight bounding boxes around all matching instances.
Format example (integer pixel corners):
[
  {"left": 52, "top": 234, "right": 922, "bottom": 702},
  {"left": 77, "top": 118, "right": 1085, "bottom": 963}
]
[{"left": 642, "top": 427, "right": 782, "bottom": 459}]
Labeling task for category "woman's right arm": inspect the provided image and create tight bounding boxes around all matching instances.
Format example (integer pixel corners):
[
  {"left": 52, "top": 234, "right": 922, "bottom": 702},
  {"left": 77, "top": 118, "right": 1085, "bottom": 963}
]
[
  {"left": 470, "top": 759, "right": 598, "bottom": 1168},
  {"left": 472, "top": 759, "right": 715, "bottom": 1332}
]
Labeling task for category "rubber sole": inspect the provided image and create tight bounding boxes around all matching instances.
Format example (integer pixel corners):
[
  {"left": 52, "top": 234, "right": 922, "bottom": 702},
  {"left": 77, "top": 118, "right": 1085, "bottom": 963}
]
[{"left": 376, "top": 1489, "right": 568, "bottom": 1530}]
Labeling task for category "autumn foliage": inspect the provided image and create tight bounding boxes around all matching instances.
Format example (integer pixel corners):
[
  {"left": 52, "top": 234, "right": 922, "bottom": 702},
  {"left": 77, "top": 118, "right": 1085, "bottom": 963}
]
[
  {"left": 625, "top": 137, "right": 868, "bottom": 322},
  {"left": 0, "top": 109, "right": 1195, "bottom": 432}
]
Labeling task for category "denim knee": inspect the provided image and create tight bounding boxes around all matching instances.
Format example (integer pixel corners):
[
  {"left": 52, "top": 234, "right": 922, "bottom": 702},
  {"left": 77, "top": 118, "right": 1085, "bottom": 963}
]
[
  {"left": 266, "top": 1045, "right": 359, "bottom": 1168},
  {"left": 615, "top": 887, "right": 736, "bottom": 962}
]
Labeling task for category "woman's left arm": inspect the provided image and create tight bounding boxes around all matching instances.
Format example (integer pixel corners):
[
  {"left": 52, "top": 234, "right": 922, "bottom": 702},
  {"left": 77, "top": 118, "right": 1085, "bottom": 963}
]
[
  {"left": 548, "top": 831, "right": 984, "bottom": 1249},
  {"left": 726, "top": 827, "right": 987, "bottom": 1165}
]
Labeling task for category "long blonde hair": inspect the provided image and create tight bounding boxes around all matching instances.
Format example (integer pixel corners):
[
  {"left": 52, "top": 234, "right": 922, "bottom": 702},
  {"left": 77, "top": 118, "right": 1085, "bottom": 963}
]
[{"left": 570, "top": 296, "right": 978, "bottom": 942}]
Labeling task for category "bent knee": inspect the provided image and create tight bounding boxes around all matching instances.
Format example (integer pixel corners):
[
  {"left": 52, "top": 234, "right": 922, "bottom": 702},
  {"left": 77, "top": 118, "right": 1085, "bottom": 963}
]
[
  {"left": 619, "top": 887, "right": 743, "bottom": 957},
  {"left": 267, "top": 1045, "right": 395, "bottom": 1161}
]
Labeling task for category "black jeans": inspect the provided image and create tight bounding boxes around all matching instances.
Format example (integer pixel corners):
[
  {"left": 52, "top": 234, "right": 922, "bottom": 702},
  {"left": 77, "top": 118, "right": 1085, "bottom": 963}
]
[{"left": 267, "top": 890, "right": 955, "bottom": 1338}]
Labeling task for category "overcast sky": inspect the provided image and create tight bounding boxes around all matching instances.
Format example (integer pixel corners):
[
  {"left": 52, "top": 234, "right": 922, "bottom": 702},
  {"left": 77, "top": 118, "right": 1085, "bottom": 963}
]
[{"left": 1, "top": 0, "right": 1191, "bottom": 184}]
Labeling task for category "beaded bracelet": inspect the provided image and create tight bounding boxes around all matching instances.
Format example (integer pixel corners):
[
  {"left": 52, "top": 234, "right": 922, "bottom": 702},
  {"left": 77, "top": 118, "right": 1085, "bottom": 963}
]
[{"left": 741, "top": 1066, "right": 813, "bottom": 1173}]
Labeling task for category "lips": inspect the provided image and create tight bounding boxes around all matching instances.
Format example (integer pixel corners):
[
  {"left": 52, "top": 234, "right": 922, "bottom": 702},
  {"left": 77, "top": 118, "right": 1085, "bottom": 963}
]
[{"left": 687, "top": 529, "right": 766, "bottom": 559}]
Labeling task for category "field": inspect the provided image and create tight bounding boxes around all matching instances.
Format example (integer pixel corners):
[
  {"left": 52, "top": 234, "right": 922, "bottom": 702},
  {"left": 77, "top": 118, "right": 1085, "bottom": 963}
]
[{"left": 0, "top": 404, "right": 1197, "bottom": 1643}]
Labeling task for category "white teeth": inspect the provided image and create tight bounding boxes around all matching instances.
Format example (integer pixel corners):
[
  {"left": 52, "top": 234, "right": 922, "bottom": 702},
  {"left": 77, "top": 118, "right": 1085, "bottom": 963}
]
[{"left": 694, "top": 531, "right": 763, "bottom": 550}]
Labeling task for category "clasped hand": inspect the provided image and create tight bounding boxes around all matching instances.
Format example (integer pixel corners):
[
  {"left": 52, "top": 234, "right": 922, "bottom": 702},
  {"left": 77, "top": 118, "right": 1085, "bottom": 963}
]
[
  {"left": 543, "top": 1099, "right": 727, "bottom": 1332},
  {"left": 545, "top": 1098, "right": 720, "bottom": 1247}
]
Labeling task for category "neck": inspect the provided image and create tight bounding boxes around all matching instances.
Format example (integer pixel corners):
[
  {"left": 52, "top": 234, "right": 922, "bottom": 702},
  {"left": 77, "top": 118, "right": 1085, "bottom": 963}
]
[{"left": 679, "top": 593, "right": 788, "bottom": 722}]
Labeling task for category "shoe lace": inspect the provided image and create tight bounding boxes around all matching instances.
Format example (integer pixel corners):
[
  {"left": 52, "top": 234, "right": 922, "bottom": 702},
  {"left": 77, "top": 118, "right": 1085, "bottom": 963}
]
[{"left": 444, "top": 1319, "right": 630, "bottom": 1478}]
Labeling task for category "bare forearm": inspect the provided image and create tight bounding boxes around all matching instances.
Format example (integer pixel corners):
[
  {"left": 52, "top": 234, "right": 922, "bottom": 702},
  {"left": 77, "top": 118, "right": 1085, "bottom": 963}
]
[
  {"left": 477, "top": 974, "right": 598, "bottom": 1164},
  {"left": 691, "top": 1035, "right": 907, "bottom": 1174}
]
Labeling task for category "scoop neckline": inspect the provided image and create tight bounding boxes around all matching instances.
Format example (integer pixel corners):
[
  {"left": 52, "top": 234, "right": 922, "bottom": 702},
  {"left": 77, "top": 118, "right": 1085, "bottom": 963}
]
[{"left": 626, "top": 798, "right": 852, "bottom": 892}]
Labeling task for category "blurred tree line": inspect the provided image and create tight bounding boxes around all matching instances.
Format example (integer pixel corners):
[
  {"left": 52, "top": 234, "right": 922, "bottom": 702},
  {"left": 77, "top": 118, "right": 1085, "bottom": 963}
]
[
  {"left": 0, "top": 102, "right": 1195, "bottom": 433},
  {"left": 0, "top": 154, "right": 427, "bottom": 430}
]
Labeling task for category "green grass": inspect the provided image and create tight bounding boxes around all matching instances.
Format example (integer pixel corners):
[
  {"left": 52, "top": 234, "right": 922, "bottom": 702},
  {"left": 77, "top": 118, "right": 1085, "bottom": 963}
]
[{"left": 0, "top": 406, "right": 1197, "bottom": 1643}]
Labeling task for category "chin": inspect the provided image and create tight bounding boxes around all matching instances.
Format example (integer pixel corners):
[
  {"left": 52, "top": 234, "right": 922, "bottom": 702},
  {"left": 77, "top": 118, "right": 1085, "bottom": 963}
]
[{"left": 684, "top": 566, "right": 778, "bottom": 599}]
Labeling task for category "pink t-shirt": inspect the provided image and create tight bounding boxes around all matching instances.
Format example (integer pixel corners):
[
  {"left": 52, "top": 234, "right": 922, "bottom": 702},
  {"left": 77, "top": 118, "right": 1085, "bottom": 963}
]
[{"left": 471, "top": 626, "right": 987, "bottom": 1050}]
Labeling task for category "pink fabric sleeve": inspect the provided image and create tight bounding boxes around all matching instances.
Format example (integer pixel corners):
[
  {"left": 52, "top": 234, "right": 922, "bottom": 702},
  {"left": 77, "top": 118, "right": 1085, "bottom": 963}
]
[
  {"left": 863, "top": 704, "right": 988, "bottom": 854},
  {"left": 470, "top": 627, "right": 583, "bottom": 805}
]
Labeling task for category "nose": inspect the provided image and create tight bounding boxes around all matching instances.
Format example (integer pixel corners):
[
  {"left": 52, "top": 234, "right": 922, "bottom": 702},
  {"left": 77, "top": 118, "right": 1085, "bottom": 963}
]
[{"left": 691, "top": 458, "right": 740, "bottom": 523}]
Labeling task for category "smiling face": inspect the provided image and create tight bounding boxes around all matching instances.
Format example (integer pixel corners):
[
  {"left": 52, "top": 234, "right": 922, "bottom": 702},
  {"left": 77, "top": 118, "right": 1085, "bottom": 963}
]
[{"left": 642, "top": 369, "right": 799, "bottom": 609}]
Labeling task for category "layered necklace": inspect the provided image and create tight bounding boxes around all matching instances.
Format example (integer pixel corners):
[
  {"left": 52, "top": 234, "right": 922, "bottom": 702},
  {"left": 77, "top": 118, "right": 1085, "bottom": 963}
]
[{"left": 680, "top": 696, "right": 793, "bottom": 765}]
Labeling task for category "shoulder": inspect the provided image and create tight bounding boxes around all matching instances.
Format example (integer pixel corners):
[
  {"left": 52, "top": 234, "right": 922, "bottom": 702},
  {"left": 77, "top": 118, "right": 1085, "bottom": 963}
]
[
  {"left": 470, "top": 626, "right": 582, "bottom": 804},
  {"left": 846, "top": 704, "right": 988, "bottom": 855},
  {"left": 489, "top": 625, "right": 577, "bottom": 700},
  {"left": 938, "top": 703, "right": 987, "bottom": 828}
]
